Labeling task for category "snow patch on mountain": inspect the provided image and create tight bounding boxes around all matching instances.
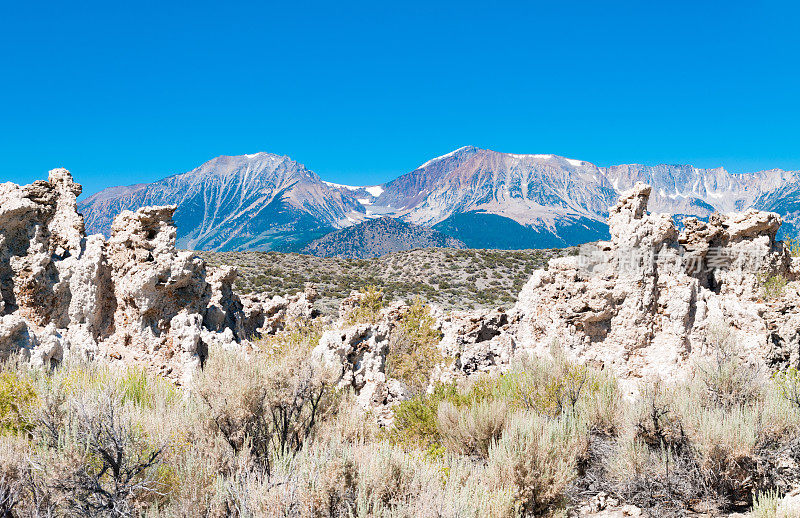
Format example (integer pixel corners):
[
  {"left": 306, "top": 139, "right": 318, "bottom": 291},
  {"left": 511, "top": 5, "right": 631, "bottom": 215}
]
[
  {"left": 323, "top": 181, "right": 359, "bottom": 190},
  {"left": 416, "top": 146, "right": 472, "bottom": 170}
]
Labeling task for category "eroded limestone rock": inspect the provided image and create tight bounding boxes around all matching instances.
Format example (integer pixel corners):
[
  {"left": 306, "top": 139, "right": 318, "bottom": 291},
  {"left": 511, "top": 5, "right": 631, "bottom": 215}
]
[
  {"left": 239, "top": 286, "right": 318, "bottom": 337},
  {"left": 438, "top": 307, "right": 514, "bottom": 377},
  {"left": 0, "top": 170, "right": 247, "bottom": 383},
  {"left": 509, "top": 182, "right": 796, "bottom": 384},
  {"left": 312, "top": 300, "right": 410, "bottom": 421}
]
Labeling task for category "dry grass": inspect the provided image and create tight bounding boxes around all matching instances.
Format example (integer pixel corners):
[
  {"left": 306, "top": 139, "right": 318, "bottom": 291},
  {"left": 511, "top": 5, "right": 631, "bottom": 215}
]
[{"left": 1, "top": 319, "right": 800, "bottom": 516}]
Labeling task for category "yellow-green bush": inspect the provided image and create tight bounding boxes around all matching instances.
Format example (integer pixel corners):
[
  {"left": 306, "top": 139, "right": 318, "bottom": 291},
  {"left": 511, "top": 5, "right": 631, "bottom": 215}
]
[
  {"left": 0, "top": 371, "right": 37, "bottom": 436},
  {"left": 117, "top": 366, "right": 180, "bottom": 409},
  {"left": 786, "top": 236, "right": 800, "bottom": 258},
  {"left": 385, "top": 297, "right": 444, "bottom": 395},
  {"left": 259, "top": 318, "right": 325, "bottom": 356},
  {"left": 500, "top": 359, "right": 601, "bottom": 418},
  {"left": 759, "top": 272, "right": 788, "bottom": 300},
  {"left": 774, "top": 366, "right": 800, "bottom": 409},
  {"left": 345, "top": 285, "right": 385, "bottom": 325},
  {"left": 391, "top": 383, "right": 468, "bottom": 449},
  {"left": 752, "top": 489, "right": 781, "bottom": 518}
]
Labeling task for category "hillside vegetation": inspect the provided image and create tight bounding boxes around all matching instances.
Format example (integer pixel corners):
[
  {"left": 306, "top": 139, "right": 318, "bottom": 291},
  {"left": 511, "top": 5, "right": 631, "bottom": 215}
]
[
  {"left": 301, "top": 217, "right": 466, "bottom": 259},
  {"left": 199, "top": 247, "right": 574, "bottom": 314}
]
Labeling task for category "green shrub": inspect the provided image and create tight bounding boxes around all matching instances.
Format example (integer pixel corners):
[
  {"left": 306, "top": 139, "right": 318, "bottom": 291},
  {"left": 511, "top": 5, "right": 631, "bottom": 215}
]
[
  {"left": 527, "top": 362, "right": 596, "bottom": 418},
  {"left": 786, "top": 236, "right": 800, "bottom": 258},
  {"left": 752, "top": 488, "right": 781, "bottom": 517},
  {"left": 385, "top": 297, "right": 444, "bottom": 395},
  {"left": 773, "top": 367, "right": 800, "bottom": 410},
  {"left": 391, "top": 383, "right": 464, "bottom": 449},
  {"left": 345, "top": 285, "right": 385, "bottom": 325},
  {"left": 259, "top": 318, "right": 325, "bottom": 356},
  {"left": 0, "top": 371, "right": 37, "bottom": 436},
  {"left": 759, "top": 273, "right": 788, "bottom": 300}
]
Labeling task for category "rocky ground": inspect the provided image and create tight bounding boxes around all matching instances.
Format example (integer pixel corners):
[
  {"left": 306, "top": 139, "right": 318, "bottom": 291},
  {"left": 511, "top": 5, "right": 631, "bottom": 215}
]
[{"left": 198, "top": 246, "right": 574, "bottom": 314}]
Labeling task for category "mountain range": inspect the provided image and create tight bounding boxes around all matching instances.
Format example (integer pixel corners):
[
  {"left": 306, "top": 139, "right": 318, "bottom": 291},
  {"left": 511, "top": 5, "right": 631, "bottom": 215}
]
[{"left": 78, "top": 146, "right": 800, "bottom": 255}]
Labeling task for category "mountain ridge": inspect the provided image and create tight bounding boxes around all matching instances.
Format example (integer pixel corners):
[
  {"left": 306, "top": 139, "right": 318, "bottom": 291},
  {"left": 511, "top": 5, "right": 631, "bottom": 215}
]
[
  {"left": 78, "top": 147, "right": 800, "bottom": 253},
  {"left": 80, "top": 152, "right": 369, "bottom": 251}
]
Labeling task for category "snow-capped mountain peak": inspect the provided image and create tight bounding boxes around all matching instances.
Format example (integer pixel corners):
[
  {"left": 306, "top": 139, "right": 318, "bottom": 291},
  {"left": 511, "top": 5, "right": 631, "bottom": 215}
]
[{"left": 78, "top": 147, "right": 800, "bottom": 253}]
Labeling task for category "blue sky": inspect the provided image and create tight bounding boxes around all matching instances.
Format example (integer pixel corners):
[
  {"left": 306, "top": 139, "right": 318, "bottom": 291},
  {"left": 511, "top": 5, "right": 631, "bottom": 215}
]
[{"left": 1, "top": 0, "right": 798, "bottom": 196}]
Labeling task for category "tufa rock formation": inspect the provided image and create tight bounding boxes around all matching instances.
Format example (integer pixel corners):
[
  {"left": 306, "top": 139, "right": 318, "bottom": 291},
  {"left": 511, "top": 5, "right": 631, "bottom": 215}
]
[
  {"left": 239, "top": 287, "right": 318, "bottom": 337},
  {"left": 508, "top": 182, "right": 798, "bottom": 387},
  {"left": 312, "top": 291, "right": 408, "bottom": 421},
  {"left": 313, "top": 178, "right": 800, "bottom": 409},
  {"left": 0, "top": 170, "right": 255, "bottom": 384},
  {"left": 437, "top": 307, "right": 513, "bottom": 377}
]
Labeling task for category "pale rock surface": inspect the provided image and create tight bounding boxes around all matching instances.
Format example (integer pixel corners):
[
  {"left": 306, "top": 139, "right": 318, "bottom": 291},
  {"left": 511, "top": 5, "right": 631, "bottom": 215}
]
[
  {"left": 314, "top": 323, "right": 392, "bottom": 407},
  {"left": 101, "top": 205, "right": 213, "bottom": 380},
  {"left": 204, "top": 266, "right": 246, "bottom": 339},
  {"left": 572, "top": 492, "right": 643, "bottom": 517},
  {"left": 0, "top": 314, "right": 34, "bottom": 359},
  {"left": 64, "top": 234, "right": 113, "bottom": 358},
  {"left": 576, "top": 506, "right": 643, "bottom": 518},
  {"left": 507, "top": 182, "right": 796, "bottom": 385},
  {"left": 437, "top": 307, "right": 514, "bottom": 377},
  {"left": 336, "top": 289, "right": 367, "bottom": 321},
  {"left": 312, "top": 295, "right": 410, "bottom": 420},
  {"left": 0, "top": 170, "right": 251, "bottom": 382},
  {"left": 29, "top": 324, "right": 65, "bottom": 368},
  {"left": 777, "top": 488, "right": 800, "bottom": 518},
  {"left": 314, "top": 289, "right": 520, "bottom": 415},
  {"left": 239, "top": 286, "right": 318, "bottom": 337}
]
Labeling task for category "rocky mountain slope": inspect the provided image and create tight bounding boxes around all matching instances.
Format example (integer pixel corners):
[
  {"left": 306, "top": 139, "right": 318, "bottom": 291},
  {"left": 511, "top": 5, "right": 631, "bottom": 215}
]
[
  {"left": 373, "top": 146, "right": 619, "bottom": 246},
  {"left": 301, "top": 217, "right": 465, "bottom": 258},
  {"left": 79, "top": 147, "right": 800, "bottom": 252},
  {"left": 79, "top": 153, "right": 368, "bottom": 251},
  {"left": 372, "top": 146, "right": 800, "bottom": 246}
]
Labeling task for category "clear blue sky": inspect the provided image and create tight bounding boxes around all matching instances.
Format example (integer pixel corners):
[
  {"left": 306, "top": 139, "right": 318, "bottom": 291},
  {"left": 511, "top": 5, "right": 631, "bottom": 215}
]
[{"left": 1, "top": 0, "right": 798, "bottom": 196}]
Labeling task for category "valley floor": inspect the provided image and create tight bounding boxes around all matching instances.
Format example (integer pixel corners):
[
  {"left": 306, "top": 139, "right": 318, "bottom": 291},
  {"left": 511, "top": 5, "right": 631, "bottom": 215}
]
[{"left": 198, "top": 247, "right": 574, "bottom": 314}]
